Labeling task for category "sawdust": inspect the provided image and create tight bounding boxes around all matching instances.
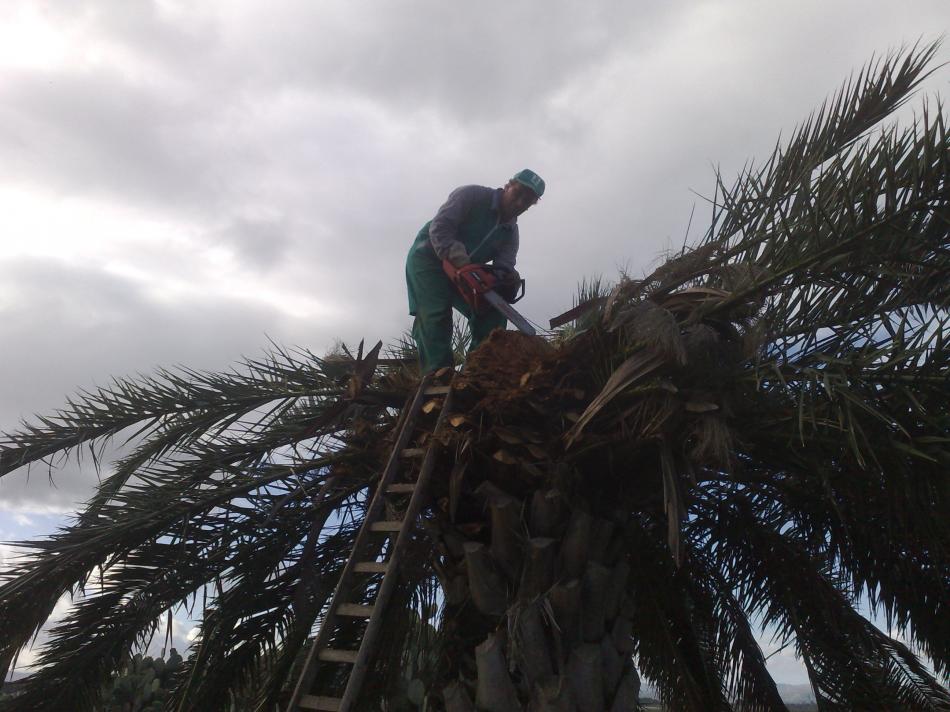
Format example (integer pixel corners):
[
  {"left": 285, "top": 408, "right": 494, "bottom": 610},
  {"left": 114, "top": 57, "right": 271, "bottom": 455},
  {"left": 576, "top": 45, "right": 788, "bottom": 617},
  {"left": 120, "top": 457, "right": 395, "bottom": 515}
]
[{"left": 456, "top": 329, "right": 556, "bottom": 408}]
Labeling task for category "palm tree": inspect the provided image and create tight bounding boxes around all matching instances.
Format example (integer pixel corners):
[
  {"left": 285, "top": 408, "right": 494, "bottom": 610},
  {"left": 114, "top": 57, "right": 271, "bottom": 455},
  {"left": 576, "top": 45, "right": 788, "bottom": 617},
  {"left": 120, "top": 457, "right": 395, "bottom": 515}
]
[{"left": 1, "top": 43, "right": 949, "bottom": 712}]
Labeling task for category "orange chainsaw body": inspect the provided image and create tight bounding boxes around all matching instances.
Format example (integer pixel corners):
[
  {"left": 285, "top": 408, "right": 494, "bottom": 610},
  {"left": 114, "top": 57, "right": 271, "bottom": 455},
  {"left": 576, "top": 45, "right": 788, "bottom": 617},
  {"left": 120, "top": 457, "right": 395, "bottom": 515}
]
[
  {"left": 441, "top": 259, "right": 533, "bottom": 334},
  {"left": 442, "top": 261, "right": 499, "bottom": 313}
]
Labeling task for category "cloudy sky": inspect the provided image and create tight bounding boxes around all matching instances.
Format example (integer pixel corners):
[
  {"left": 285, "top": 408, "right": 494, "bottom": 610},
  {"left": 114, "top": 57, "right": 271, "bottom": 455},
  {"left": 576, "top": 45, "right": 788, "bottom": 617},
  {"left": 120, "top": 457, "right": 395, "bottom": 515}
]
[{"left": 1, "top": 0, "right": 946, "bottom": 681}]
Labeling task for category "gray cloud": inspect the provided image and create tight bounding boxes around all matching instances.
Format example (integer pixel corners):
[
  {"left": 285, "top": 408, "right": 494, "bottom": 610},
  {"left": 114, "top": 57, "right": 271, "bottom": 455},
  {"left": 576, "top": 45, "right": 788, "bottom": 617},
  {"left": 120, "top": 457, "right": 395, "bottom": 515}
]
[
  {"left": 1, "top": 0, "right": 947, "bottom": 522},
  {"left": 0, "top": 256, "right": 354, "bottom": 508},
  {"left": 211, "top": 216, "right": 294, "bottom": 269},
  {"left": 0, "top": 67, "right": 247, "bottom": 214},
  {"left": 228, "top": 2, "right": 679, "bottom": 119}
]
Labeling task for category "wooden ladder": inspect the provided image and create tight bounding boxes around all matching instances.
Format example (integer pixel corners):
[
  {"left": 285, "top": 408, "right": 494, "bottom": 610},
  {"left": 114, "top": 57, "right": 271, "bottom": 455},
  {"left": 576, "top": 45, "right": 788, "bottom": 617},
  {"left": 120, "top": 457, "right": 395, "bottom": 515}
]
[{"left": 285, "top": 373, "right": 454, "bottom": 712}]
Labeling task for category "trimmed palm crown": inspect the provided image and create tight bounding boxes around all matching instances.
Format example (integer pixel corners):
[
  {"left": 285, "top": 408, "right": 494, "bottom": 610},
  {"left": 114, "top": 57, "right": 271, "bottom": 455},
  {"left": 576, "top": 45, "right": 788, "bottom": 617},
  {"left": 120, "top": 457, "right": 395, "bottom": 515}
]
[{"left": 1, "top": 43, "right": 948, "bottom": 712}]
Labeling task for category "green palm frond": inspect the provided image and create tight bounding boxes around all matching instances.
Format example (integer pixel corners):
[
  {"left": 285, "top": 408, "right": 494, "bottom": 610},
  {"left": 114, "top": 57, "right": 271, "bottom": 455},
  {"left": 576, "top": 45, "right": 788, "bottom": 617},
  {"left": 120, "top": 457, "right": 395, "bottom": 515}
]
[
  {"left": 696, "top": 482, "right": 950, "bottom": 709},
  {"left": 626, "top": 519, "right": 733, "bottom": 712},
  {"left": 0, "top": 343, "right": 415, "bottom": 705}
]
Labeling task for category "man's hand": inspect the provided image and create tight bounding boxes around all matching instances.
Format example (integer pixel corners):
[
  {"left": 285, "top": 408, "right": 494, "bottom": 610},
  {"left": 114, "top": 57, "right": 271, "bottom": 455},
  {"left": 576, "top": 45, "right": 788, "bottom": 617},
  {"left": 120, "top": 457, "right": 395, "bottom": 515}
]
[
  {"left": 493, "top": 267, "right": 520, "bottom": 285},
  {"left": 491, "top": 267, "right": 523, "bottom": 303},
  {"left": 446, "top": 242, "right": 470, "bottom": 268}
]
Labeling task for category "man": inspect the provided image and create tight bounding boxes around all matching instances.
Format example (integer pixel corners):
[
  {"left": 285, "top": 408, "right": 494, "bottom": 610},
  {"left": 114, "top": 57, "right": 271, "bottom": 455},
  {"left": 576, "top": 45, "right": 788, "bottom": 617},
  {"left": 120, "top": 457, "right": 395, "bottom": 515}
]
[{"left": 406, "top": 169, "right": 545, "bottom": 374}]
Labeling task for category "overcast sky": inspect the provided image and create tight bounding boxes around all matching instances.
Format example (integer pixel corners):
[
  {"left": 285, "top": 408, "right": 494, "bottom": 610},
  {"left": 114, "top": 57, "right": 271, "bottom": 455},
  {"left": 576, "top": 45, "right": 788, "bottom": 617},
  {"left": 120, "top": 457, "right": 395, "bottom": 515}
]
[{"left": 1, "top": 0, "right": 947, "bottom": 682}]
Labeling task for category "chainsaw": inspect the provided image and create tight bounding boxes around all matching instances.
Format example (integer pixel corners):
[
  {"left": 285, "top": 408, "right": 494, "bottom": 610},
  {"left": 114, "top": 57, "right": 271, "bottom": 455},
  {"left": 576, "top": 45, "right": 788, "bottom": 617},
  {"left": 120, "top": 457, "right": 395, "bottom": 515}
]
[{"left": 442, "top": 260, "right": 536, "bottom": 336}]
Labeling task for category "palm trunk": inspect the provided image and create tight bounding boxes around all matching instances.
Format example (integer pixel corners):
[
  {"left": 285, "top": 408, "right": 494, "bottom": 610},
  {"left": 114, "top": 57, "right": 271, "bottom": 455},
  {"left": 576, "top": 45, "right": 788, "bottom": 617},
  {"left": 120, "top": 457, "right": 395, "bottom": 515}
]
[
  {"left": 431, "top": 484, "right": 640, "bottom": 711},
  {"left": 413, "top": 330, "right": 642, "bottom": 711}
]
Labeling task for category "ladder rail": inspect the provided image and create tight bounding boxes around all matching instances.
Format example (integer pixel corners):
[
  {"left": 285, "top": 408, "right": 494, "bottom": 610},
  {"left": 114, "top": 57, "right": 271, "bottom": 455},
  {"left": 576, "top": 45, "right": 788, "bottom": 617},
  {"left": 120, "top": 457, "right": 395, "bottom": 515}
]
[
  {"left": 337, "top": 387, "right": 454, "bottom": 712},
  {"left": 285, "top": 374, "right": 435, "bottom": 712}
]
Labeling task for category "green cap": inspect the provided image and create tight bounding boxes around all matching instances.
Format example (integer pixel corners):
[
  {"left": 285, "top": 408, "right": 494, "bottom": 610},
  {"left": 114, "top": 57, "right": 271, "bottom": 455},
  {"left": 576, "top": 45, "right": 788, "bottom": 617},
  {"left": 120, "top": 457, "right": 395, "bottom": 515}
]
[{"left": 512, "top": 168, "right": 545, "bottom": 198}]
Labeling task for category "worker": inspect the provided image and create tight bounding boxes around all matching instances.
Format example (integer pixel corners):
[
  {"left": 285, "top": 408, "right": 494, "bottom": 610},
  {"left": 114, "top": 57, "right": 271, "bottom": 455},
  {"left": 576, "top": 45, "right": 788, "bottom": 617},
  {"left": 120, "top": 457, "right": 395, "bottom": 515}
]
[{"left": 406, "top": 169, "right": 545, "bottom": 374}]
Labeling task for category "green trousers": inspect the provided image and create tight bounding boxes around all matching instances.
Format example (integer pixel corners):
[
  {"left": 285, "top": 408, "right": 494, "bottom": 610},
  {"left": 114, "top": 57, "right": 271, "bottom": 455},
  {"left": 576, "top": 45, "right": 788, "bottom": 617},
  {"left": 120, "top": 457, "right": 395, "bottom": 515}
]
[{"left": 406, "top": 251, "right": 507, "bottom": 374}]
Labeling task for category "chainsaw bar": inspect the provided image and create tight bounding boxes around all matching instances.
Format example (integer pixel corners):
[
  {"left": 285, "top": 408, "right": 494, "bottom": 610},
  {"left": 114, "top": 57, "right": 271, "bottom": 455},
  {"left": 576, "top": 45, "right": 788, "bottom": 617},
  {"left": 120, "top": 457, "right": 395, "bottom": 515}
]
[{"left": 482, "top": 290, "right": 536, "bottom": 336}]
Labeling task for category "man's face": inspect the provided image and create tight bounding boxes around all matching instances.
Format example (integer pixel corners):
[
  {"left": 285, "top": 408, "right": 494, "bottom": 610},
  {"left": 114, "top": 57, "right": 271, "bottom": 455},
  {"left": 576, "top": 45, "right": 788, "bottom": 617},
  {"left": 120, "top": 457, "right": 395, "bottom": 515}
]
[{"left": 500, "top": 181, "right": 539, "bottom": 221}]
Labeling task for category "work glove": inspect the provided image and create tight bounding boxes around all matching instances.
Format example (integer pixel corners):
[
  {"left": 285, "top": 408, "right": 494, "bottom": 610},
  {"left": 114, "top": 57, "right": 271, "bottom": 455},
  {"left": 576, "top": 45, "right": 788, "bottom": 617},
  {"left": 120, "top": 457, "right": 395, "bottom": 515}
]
[
  {"left": 492, "top": 267, "right": 523, "bottom": 303},
  {"left": 493, "top": 267, "right": 521, "bottom": 285},
  {"left": 446, "top": 242, "right": 470, "bottom": 268}
]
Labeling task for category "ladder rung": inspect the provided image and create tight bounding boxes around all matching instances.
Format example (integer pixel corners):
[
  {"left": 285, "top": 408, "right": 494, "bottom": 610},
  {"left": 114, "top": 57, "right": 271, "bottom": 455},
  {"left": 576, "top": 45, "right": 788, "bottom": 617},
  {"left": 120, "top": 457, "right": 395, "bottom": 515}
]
[
  {"left": 354, "top": 561, "right": 389, "bottom": 573},
  {"left": 370, "top": 520, "right": 404, "bottom": 532},
  {"left": 424, "top": 385, "right": 451, "bottom": 395},
  {"left": 299, "top": 694, "right": 342, "bottom": 711},
  {"left": 338, "top": 603, "right": 376, "bottom": 618},
  {"left": 318, "top": 648, "right": 359, "bottom": 664},
  {"left": 387, "top": 483, "right": 416, "bottom": 494},
  {"left": 400, "top": 448, "right": 426, "bottom": 458}
]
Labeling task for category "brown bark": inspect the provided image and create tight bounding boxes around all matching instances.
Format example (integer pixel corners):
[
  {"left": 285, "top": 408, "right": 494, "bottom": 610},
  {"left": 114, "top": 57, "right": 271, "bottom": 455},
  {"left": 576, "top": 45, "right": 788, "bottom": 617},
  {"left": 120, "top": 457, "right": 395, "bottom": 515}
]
[
  {"left": 442, "top": 526, "right": 469, "bottom": 559},
  {"left": 430, "top": 419, "right": 643, "bottom": 712},
  {"left": 513, "top": 601, "right": 553, "bottom": 688},
  {"left": 475, "top": 630, "right": 521, "bottom": 712},
  {"left": 580, "top": 563, "right": 610, "bottom": 642},
  {"left": 566, "top": 644, "right": 604, "bottom": 712},
  {"left": 609, "top": 669, "right": 641, "bottom": 712},
  {"left": 548, "top": 579, "right": 582, "bottom": 654},
  {"left": 464, "top": 542, "right": 508, "bottom": 617},
  {"left": 559, "top": 510, "right": 591, "bottom": 579},
  {"left": 530, "top": 489, "right": 565, "bottom": 538},
  {"left": 588, "top": 517, "right": 615, "bottom": 564},
  {"left": 600, "top": 635, "right": 623, "bottom": 697},
  {"left": 530, "top": 677, "right": 577, "bottom": 712},
  {"left": 491, "top": 494, "right": 524, "bottom": 583},
  {"left": 604, "top": 562, "right": 630, "bottom": 620},
  {"left": 610, "top": 616, "right": 633, "bottom": 654},
  {"left": 443, "top": 680, "right": 477, "bottom": 712},
  {"left": 474, "top": 480, "right": 515, "bottom": 507},
  {"left": 519, "top": 537, "right": 557, "bottom": 601}
]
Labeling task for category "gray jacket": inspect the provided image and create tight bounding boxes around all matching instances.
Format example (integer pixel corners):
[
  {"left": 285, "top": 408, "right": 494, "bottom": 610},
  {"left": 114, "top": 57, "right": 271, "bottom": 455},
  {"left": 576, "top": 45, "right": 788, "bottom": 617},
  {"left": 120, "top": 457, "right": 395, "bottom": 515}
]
[{"left": 427, "top": 185, "right": 519, "bottom": 273}]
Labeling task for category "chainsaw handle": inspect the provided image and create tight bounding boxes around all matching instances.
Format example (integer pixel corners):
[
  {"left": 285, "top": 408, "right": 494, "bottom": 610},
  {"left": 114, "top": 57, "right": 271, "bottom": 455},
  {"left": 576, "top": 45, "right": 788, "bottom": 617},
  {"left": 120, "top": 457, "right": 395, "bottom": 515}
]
[
  {"left": 487, "top": 266, "right": 525, "bottom": 304},
  {"left": 506, "top": 278, "right": 526, "bottom": 304}
]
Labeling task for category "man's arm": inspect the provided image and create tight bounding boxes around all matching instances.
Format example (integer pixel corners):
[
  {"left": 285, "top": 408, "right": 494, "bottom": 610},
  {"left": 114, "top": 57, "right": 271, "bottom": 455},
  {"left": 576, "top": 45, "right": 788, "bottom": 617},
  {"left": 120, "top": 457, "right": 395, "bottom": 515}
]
[
  {"left": 491, "top": 225, "right": 519, "bottom": 275},
  {"left": 428, "top": 185, "right": 490, "bottom": 263}
]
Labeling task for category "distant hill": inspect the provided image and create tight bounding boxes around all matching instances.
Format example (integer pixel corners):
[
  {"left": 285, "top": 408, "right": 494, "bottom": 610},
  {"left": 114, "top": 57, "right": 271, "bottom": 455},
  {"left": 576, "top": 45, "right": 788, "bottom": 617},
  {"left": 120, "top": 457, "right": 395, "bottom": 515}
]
[
  {"left": 777, "top": 682, "right": 817, "bottom": 704},
  {"left": 638, "top": 681, "right": 816, "bottom": 708}
]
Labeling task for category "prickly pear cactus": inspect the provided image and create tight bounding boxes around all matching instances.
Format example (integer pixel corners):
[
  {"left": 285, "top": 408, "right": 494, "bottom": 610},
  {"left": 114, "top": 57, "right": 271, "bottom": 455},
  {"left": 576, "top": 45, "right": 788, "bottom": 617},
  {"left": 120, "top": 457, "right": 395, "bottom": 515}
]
[{"left": 101, "top": 649, "right": 182, "bottom": 712}]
